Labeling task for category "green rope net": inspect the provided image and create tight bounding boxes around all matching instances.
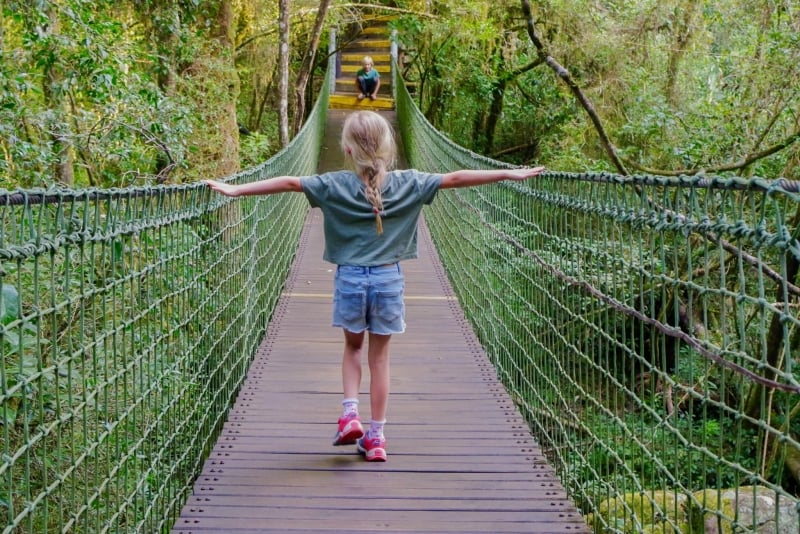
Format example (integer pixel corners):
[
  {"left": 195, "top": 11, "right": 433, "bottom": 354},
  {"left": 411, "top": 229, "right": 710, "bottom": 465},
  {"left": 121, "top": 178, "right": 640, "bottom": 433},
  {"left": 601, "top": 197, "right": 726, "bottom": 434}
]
[
  {"left": 395, "top": 63, "right": 800, "bottom": 532},
  {"left": 0, "top": 63, "right": 330, "bottom": 534}
]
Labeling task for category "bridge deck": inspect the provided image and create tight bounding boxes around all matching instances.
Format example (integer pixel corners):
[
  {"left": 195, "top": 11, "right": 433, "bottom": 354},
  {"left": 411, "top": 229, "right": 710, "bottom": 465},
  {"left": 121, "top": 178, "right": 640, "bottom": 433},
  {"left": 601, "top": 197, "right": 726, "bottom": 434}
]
[{"left": 173, "top": 111, "right": 589, "bottom": 533}]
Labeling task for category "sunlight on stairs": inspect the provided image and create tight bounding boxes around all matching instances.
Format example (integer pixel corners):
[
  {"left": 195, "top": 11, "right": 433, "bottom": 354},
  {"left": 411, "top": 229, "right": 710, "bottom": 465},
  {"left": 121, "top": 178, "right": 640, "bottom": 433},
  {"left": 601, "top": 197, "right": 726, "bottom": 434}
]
[{"left": 329, "top": 23, "right": 395, "bottom": 111}]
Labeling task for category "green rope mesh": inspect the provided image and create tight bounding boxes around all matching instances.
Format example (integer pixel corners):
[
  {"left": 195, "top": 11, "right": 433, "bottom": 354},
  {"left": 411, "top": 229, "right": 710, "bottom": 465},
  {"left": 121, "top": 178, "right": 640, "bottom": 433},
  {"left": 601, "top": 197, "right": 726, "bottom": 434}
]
[
  {"left": 0, "top": 62, "right": 331, "bottom": 534},
  {"left": 395, "top": 63, "right": 800, "bottom": 532}
]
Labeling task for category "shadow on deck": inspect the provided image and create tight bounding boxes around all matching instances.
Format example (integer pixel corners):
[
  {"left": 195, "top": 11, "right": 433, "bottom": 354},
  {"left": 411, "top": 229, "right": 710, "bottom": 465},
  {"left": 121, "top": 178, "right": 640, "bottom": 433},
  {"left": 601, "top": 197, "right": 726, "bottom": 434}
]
[{"left": 172, "top": 110, "right": 590, "bottom": 534}]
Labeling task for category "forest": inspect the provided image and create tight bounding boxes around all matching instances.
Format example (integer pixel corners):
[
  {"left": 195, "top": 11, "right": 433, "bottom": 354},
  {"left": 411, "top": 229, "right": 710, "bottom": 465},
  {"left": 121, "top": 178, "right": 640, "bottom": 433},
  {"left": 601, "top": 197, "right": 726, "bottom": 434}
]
[
  {"left": 1, "top": 1, "right": 800, "bottom": 532},
  {"left": 1, "top": 0, "right": 798, "bottom": 190}
]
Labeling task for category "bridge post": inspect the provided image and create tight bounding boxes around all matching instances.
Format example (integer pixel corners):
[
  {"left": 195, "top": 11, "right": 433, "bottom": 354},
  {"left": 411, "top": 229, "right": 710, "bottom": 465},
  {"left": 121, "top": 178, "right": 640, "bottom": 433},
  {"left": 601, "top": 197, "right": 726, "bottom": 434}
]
[
  {"left": 390, "top": 29, "right": 398, "bottom": 101},
  {"left": 329, "top": 27, "right": 337, "bottom": 94}
]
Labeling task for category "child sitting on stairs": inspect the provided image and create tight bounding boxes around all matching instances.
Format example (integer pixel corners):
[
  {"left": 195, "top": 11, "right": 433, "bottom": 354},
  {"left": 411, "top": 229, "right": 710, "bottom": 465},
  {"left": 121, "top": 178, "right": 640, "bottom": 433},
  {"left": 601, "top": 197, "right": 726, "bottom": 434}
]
[{"left": 355, "top": 56, "right": 380, "bottom": 100}]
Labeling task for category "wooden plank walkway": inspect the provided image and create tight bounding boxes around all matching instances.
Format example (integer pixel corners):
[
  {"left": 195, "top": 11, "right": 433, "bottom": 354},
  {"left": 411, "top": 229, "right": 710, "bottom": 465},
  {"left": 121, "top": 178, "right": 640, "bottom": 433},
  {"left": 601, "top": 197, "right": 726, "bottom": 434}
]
[{"left": 173, "top": 110, "right": 590, "bottom": 534}]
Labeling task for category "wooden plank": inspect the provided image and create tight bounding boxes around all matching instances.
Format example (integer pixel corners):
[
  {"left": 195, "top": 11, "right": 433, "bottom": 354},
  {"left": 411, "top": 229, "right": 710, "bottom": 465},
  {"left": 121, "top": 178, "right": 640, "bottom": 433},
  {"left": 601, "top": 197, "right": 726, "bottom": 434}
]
[
  {"left": 173, "top": 109, "right": 590, "bottom": 533},
  {"left": 174, "top": 518, "right": 585, "bottom": 534}
]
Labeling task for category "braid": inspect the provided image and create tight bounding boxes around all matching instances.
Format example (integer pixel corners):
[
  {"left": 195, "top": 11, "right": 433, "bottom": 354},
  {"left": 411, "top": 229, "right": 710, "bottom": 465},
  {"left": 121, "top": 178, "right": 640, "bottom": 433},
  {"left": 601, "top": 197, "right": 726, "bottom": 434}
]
[
  {"left": 363, "top": 165, "right": 385, "bottom": 234},
  {"left": 341, "top": 111, "right": 396, "bottom": 236}
]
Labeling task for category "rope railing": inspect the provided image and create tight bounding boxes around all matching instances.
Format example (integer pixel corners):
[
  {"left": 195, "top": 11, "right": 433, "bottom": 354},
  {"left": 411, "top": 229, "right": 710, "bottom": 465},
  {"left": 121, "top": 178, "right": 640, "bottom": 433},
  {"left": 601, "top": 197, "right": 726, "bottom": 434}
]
[
  {"left": 0, "top": 59, "right": 331, "bottom": 534},
  {"left": 395, "top": 62, "right": 800, "bottom": 532}
]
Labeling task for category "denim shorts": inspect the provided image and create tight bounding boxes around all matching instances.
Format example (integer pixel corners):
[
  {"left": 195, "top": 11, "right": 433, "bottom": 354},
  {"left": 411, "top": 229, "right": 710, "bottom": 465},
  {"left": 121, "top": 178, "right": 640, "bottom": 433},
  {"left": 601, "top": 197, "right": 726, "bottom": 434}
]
[{"left": 332, "top": 264, "right": 406, "bottom": 335}]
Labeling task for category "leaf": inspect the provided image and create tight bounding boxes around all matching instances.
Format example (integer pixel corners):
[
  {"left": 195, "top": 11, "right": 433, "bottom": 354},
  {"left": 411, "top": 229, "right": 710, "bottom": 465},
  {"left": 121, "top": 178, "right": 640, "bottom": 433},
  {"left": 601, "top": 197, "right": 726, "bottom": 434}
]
[
  {"left": 113, "top": 240, "right": 125, "bottom": 263},
  {"left": 3, "top": 329, "right": 20, "bottom": 348},
  {"left": 1, "top": 284, "right": 19, "bottom": 323},
  {"left": 1, "top": 397, "right": 20, "bottom": 427}
]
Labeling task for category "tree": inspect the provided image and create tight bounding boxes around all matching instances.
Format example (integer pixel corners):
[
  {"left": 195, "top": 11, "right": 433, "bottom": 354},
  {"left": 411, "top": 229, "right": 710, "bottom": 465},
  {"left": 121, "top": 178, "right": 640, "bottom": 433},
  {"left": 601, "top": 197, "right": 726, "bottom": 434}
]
[
  {"left": 279, "top": 0, "right": 290, "bottom": 146},
  {"left": 211, "top": 0, "right": 240, "bottom": 177},
  {"left": 42, "top": 3, "right": 74, "bottom": 185},
  {"left": 292, "top": 0, "right": 332, "bottom": 135}
]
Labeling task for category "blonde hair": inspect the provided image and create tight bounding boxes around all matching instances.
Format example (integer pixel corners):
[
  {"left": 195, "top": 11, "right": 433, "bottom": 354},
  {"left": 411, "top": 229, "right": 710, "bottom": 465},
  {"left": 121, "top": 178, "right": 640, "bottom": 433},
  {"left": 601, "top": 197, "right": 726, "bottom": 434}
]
[
  {"left": 341, "top": 111, "right": 397, "bottom": 235},
  {"left": 362, "top": 55, "right": 373, "bottom": 66}
]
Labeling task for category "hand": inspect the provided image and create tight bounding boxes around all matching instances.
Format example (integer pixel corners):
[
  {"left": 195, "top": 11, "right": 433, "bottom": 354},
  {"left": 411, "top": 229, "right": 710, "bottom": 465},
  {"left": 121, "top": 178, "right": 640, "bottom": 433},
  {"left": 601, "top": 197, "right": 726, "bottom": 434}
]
[
  {"left": 204, "top": 179, "right": 240, "bottom": 197},
  {"left": 506, "top": 166, "right": 546, "bottom": 181}
]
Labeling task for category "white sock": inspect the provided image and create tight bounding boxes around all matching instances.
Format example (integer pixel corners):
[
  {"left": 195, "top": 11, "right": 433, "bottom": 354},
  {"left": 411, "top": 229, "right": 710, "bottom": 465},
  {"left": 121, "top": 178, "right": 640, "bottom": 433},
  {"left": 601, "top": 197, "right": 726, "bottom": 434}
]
[
  {"left": 342, "top": 398, "right": 359, "bottom": 417},
  {"left": 369, "top": 420, "right": 386, "bottom": 438}
]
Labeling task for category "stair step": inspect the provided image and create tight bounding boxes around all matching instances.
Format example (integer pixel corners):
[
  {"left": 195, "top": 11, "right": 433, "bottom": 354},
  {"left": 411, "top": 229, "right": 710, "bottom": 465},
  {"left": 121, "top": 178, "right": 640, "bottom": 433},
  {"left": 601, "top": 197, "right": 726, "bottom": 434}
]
[
  {"left": 329, "top": 94, "right": 395, "bottom": 110},
  {"left": 341, "top": 64, "right": 391, "bottom": 75},
  {"left": 362, "top": 26, "right": 388, "bottom": 36},
  {"left": 342, "top": 52, "right": 391, "bottom": 63},
  {"left": 366, "top": 14, "right": 395, "bottom": 23},
  {"left": 336, "top": 79, "right": 391, "bottom": 94},
  {"left": 349, "top": 38, "right": 391, "bottom": 49}
]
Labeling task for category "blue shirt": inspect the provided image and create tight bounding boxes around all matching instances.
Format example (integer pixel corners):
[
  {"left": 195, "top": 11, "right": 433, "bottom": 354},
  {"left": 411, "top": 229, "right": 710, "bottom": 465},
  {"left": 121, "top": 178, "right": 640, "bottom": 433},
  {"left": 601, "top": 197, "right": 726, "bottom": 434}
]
[
  {"left": 357, "top": 67, "right": 380, "bottom": 81},
  {"left": 301, "top": 169, "right": 443, "bottom": 266}
]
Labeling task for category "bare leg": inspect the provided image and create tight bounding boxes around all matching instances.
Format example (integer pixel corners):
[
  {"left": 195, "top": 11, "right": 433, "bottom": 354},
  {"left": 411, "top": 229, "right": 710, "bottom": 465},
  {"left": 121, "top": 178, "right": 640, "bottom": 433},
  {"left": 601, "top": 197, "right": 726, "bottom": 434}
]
[
  {"left": 342, "top": 329, "right": 365, "bottom": 399},
  {"left": 367, "top": 333, "right": 392, "bottom": 421}
]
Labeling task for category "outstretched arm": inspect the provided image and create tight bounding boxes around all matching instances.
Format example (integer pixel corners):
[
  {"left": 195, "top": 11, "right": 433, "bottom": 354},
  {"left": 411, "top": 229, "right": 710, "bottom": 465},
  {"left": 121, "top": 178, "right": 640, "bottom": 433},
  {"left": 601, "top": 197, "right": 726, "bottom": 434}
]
[
  {"left": 439, "top": 166, "right": 545, "bottom": 189},
  {"left": 204, "top": 176, "right": 303, "bottom": 197}
]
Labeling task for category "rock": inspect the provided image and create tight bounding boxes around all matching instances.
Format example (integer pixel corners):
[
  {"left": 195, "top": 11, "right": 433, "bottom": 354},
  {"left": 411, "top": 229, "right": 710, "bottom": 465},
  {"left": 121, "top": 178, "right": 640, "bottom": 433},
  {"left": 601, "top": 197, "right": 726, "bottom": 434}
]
[
  {"left": 586, "top": 490, "right": 689, "bottom": 533},
  {"left": 689, "top": 486, "right": 799, "bottom": 533},
  {"left": 586, "top": 486, "right": 798, "bottom": 533}
]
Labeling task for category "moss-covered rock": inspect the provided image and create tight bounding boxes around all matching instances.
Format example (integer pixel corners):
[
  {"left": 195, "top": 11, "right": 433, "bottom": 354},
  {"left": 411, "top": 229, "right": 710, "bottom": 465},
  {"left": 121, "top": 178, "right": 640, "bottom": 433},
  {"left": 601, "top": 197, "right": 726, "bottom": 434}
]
[
  {"left": 586, "top": 486, "right": 799, "bottom": 533},
  {"left": 688, "top": 486, "right": 799, "bottom": 533},
  {"left": 586, "top": 491, "right": 689, "bottom": 533}
]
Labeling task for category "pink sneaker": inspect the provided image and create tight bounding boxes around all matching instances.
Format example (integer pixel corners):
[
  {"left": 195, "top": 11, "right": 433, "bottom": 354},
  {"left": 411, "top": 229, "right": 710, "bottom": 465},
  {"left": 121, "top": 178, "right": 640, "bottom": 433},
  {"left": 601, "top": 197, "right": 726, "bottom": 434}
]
[
  {"left": 357, "top": 434, "right": 387, "bottom": 462},
  {"left": 332, "top": 413, "right": 363, "bottom": 446}
]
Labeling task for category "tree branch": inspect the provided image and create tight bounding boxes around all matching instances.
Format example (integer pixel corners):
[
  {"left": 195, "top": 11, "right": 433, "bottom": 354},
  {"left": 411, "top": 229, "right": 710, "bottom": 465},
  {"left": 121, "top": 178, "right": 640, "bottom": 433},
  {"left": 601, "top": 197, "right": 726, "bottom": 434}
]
[
  {"left": 506, "top": 56, "right": 545, "bottom": 80},
  {"left": 235, "top": 3, "right": 434, "bottom": 55},
  {"left": 520, "top": 0, "right": 628, "bottom": 175},
  {"left": 624, "top": 129, "right": 800, "bottom": 176},
  {"left": 491, "top": 141, "right": 539, "bottom": 158}
]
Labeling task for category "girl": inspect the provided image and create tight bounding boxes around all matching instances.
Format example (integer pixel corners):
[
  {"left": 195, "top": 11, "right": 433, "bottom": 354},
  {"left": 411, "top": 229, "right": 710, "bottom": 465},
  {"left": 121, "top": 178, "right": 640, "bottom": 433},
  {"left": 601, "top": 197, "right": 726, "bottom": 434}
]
[{"left": 204, "top": 110, "right": 544, "bottom": 461}]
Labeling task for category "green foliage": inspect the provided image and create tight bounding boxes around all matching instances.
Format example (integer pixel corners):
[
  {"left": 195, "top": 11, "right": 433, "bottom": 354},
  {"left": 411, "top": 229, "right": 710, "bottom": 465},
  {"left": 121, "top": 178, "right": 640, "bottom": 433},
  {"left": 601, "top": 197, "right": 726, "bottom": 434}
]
[
  {"left": 568, "top": 409, "right": 757, "bottom": 504},
  {"left": 1, "top": 283, "right": 37, "bottom": 427},
  {"left": 0, "top": 0, "right": 241, "bottom": 189},
  {"left": 396, "top": 0, "right": 800, "bottom": 177},
  {"left": 3, "top": 0, "right": 799, "bottom": 184},
  {"left": 0, "top": 209, "right": 222, "bottom": 531},
  {"left": 239, "top": 132, "right": 275, "bottom": 169}
]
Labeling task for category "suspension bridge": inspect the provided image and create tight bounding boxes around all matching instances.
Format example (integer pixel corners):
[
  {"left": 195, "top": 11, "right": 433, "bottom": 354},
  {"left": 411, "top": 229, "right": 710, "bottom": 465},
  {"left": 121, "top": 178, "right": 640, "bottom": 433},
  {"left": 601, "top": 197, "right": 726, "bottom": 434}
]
[{"left": 2, "top": 17, "right": 800, "bottom": 534}]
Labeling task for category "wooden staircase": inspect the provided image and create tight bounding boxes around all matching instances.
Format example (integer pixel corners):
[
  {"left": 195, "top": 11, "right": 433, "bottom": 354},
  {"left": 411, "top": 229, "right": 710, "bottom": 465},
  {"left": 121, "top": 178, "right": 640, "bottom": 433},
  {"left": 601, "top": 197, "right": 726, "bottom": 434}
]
[{"left": 329, "top": 23, "right": 394, "bottom": 110}]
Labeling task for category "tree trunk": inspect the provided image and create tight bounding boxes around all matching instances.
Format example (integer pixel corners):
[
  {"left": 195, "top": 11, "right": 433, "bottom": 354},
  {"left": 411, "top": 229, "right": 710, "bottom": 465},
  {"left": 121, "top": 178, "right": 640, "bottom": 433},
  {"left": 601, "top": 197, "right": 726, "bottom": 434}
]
[
  {"left": 665, "top": 0, "right": 700, "bottom": 106},
  {"left": 213, "top": 0, "right": 240, "bottom": 177},
  {"left": 156, "top": 8, "right": 180, "bottom": 93},
  {"left": 484, "top": 48, "right": 507, "bottom": 155},
  {"left": 255, "top": 63, "right": 279, "bottom": 133},
  {"left": 279, "top": 0, "right": 290, "bottom": 147},
  {"left": 742, "top": 209, "right": 800, "bottom": 420},
  {"left": 293, "top": 0, "right": 332, "bottom": 135},
  {"left": 134, "top": 0, "right": 179, "bottom": 94},
  {"left": 423, "top": 62, "right": 445, "bottom": 128},
  {"left": 43, "top": 5, "right": 74, "bottom": 186},
  {"left": 471, "top": 109, "right": 486, "bottom": 150},
  {"left": 482, "top": 56, "right": 543, "bottom": 156}
]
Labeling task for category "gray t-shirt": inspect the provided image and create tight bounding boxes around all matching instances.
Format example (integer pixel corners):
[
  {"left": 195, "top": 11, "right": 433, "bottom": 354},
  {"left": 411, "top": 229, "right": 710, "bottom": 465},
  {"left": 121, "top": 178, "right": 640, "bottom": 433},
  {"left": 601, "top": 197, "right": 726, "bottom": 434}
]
[{"left": 301, "top": 169, "right": 443, "bottom": 266}]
